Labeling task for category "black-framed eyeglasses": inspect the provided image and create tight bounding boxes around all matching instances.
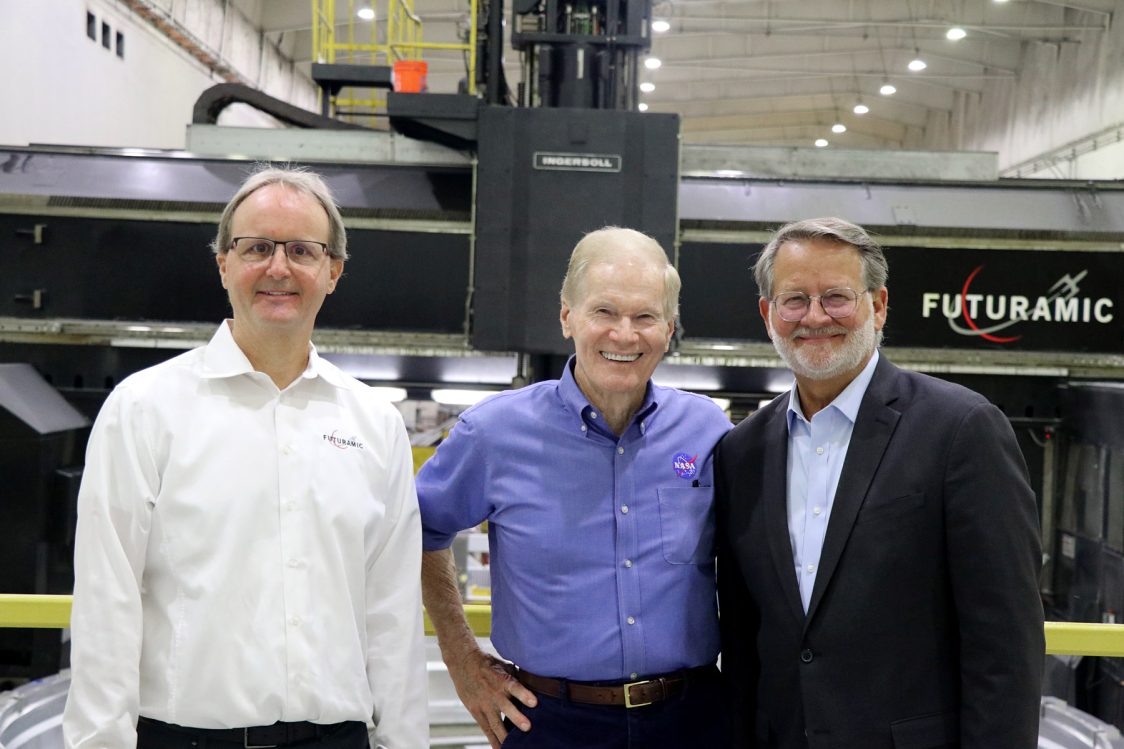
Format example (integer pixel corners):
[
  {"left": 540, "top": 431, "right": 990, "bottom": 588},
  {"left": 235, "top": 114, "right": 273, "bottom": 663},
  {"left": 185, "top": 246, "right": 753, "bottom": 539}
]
[
  {"left": 770, "top": 288, "right": 867, "bottom": 322},
  {"left": 229, "top": 237, "right": 330, "bottom": 267}
]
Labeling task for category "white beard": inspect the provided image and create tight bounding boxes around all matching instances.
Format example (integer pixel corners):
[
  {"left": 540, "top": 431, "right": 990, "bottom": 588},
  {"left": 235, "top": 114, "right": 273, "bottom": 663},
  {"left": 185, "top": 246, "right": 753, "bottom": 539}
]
[{"left": 770, "top": 309, "right": 878, "bottom": 382}]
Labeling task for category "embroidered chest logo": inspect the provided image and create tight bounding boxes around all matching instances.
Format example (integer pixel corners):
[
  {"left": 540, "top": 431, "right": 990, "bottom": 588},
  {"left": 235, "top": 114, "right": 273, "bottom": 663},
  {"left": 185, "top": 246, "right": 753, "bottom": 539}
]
[
  {"left": 672, "top": 452, "right": 698, "bottom": 479},
  {"left": 323, "top": 431, "right": 365, "bottom": 450}
]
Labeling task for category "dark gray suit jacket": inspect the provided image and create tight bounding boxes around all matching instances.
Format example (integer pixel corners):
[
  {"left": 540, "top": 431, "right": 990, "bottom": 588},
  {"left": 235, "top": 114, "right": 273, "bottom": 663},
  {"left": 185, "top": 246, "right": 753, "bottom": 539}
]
[{"left": 716, "top": 355, "right": 1043, "bottom": 749}]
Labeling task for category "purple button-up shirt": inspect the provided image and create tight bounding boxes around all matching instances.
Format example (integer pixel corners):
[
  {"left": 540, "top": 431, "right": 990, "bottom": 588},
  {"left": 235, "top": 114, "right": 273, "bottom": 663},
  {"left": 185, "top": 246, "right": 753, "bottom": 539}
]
[{"left": 417, "top": 359, "right": 732, "bottom": 681}]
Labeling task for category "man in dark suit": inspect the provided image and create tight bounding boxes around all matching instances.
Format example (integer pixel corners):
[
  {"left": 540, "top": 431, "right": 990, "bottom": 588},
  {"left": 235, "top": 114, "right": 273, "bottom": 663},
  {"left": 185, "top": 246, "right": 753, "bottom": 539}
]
[{"left": 716, "top": 217, "right": 1044, "bottom": 749}]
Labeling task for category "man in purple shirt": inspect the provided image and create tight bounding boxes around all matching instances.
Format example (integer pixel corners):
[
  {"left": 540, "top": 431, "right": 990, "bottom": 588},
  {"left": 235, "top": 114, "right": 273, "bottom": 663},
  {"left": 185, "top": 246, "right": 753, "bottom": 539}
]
[{"left": 418, "top": 227, "right": 732, "bottom": 749}]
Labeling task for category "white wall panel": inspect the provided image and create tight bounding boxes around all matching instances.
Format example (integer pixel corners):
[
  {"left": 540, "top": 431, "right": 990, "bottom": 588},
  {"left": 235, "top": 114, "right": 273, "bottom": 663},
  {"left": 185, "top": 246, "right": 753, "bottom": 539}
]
[
  {"left": 0, "top": 0, "right": 315, "bottom": 150},
  {"left": 953, "top": 2, "right": 1124, "bottom": 176}
]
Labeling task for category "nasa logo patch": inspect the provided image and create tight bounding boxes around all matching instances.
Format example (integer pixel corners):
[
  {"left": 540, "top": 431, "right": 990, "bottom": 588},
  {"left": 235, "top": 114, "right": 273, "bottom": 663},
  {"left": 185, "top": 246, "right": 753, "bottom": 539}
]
[{"left": 673, "top": 452, "right": 698, "bottom": 480}]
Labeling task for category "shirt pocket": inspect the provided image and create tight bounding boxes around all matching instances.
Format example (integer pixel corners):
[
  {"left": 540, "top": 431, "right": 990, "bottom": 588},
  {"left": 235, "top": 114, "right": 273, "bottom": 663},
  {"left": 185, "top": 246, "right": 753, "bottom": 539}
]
[{"left": 656, "top": 486, "right": 716, "bottom": 565}]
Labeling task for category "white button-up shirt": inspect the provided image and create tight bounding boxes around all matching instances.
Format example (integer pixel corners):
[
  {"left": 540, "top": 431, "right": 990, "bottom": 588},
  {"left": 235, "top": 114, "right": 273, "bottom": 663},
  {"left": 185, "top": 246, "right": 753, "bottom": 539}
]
[
  {"left": 64, "top": 322, "right": 427, "bottom": 749},
  {"left": 786, "top": 350, "right": 879, "bottom": 611}
]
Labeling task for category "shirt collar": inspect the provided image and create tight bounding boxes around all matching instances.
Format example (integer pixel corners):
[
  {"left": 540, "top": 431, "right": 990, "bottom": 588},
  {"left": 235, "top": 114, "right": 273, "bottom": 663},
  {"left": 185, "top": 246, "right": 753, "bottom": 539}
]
[
  {"left": 200, "top": 320, "right": 348, "bottom": 388},
  {"left": 557, "top": 355, "right": 659, "bottom": 430},
  {"left": 786, "top": 349, "right": 880, "bottom": 428}
]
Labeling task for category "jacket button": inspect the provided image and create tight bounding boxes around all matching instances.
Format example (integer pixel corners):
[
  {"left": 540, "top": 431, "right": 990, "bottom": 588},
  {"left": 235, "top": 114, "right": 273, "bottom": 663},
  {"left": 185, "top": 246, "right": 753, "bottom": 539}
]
[{"left": 800, "top": 649, "right": 814, "bottom": 663}]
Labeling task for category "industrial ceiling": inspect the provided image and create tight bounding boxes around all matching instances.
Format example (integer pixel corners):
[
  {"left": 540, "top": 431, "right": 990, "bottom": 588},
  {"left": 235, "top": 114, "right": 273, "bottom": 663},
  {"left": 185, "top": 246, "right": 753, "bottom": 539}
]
[{"left": 229, "top": 0, "right": 1113, "bottom": 149}]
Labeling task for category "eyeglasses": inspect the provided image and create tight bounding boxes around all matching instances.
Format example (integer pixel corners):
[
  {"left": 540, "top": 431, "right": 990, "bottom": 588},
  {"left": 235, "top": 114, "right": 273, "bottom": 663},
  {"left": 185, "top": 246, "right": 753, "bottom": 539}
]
[
  {"left": 229, "top": 237, "right": 330, "bottom": 267},
  {"left": 770, "top": 288, "right": 866, "bottom": 322}
]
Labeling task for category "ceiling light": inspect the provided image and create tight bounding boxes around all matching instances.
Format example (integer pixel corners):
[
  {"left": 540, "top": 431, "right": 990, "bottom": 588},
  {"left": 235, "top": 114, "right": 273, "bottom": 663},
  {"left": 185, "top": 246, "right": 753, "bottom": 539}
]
[
  {"left": 994, "top": 0, "right": 1010, "bottom": 3},
  {"left": 369, "top": 387, "right": 407, "bottom": 402},
  {"left": 815, "top": 138, "right": 829, "bottom": 148},
  {"left": 651, "top": 19, "right": 670, "bottom": 33},
  {"left": 908, "top": 58, "right": 927, "bottom": 72},
  {"left": 946, "top": 27, "right": 967, "bottom": 41},
  {"left": 357, "top": 7, "right": 375, "bottom": 20},
  {"left": 709, "top": 397, "right": 731, "bottom": 412},
  {"left": 832, "top": 123, "right": 846, "bottom": 134},
  {"left": 639, "top": 81, "right": 655, "bottom": 93},
  {"left": 638, "top": 102, "right": 649, "bottom": 112},
  {"left": 644, "top": 57, "right": 662, "bottom": 70},
  {"left": 880, "top": 82, "right": 897, "bottom": 96},
  {"left": 431, "top": 389, "right": 496, "bottom": 406},
  {"left": 853, "top": 103, "right": 869, "bottom": 115}
]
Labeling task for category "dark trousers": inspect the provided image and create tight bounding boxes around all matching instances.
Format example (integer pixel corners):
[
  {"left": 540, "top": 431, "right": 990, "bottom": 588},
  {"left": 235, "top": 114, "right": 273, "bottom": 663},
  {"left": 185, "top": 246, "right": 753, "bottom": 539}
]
[
  {"left": 501, "top": 666, "right": 728, "bottom": 749},
  {"left": 136, "top": 717, "right": 370, "bottom": 749}
]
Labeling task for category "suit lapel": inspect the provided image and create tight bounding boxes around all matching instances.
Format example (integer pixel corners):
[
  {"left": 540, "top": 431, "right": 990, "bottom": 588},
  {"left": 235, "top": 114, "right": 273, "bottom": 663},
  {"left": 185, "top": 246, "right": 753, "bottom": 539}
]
[
  {"left": 760, "top": 402, "right": 806, "bottom": 626},
  {"left": 804, "top": 358, "right": 903, "bottom": 629}
]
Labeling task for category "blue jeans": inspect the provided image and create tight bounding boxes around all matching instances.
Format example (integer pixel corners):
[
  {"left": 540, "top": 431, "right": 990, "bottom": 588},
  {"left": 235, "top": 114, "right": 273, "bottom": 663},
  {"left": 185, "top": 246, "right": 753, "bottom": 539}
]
[{"left": 501, "top": 666, "right": 728, "bottom": 749}]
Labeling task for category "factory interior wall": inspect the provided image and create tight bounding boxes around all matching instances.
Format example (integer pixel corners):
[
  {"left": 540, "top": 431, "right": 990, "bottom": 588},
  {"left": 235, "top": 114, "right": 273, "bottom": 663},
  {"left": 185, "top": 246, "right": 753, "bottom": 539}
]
[
  {"left": 2, "top": 1, "right": 1123, "bottom": 176},
  {"left": 0, "top": 0, "right": 317, "bottom": 150},
  {"left": 949, "top": 0, "right": 1124, "bottom": 176}
]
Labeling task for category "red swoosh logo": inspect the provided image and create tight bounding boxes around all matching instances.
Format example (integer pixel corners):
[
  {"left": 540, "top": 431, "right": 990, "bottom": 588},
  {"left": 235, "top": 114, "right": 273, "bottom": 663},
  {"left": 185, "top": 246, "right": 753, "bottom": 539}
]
[{"left": 961, "top": 265, "right": 1021, "bottom": 344}]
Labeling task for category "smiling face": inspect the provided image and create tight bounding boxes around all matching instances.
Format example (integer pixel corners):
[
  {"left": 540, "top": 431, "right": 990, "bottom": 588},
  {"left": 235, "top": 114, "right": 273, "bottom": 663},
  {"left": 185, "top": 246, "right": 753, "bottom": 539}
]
[
  {"left": 561, "top": 257, "right": 674, "bottom": 418},
  {"left": 216, "top": 183, "right": 343, "bottom": 346},
  {"left": 759, "top": 236, "right": 887, "bottom": 390}
]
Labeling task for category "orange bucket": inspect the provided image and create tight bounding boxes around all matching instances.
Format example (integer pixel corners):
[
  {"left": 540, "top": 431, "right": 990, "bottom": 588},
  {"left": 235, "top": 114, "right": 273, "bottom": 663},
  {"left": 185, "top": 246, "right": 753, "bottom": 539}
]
[{"left": 393, "top": 60, "right": 428, "bottom": 93}]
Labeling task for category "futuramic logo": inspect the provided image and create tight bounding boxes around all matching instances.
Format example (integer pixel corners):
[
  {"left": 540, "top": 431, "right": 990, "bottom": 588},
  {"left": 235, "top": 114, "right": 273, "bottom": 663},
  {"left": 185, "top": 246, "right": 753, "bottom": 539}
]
[
  {"left": 323, "top": 431, "right": 365, "bottom": 450},
  {"left": 921, "top": 267, "right": 1114, "bottom": 343}
]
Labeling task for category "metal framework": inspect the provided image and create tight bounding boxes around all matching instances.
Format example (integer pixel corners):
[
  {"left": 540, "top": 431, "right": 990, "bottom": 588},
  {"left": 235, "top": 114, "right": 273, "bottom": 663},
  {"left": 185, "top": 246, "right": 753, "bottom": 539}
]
[{"left": 311, "top": 0, "right": 478, "bottom": 118}]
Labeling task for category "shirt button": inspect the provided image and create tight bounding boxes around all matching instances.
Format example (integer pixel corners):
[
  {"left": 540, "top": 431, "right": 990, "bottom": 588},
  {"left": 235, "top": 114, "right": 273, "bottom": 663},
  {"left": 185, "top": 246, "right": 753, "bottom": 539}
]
[
  {"left": 624, "top": 559, "right": 633, "bottom": 568},
  {"left": 590, "top": 411, "right": 598, "bottom": 419},
  {"left": 288, "top": 558, "right": 301, "bottom": 568},
  {"left": 626, "top": 616, "right": 636, "bottom": 625},
  {"left": 800, "top": 649, "right": 814, "bottom": 663},
  {"left": 581, "top": 424, "right": 588, "bottom": 432},
  {"left": 621, "top": 505, "right": 629, "bottom": 514},
  {"left": 630, "top": 672, "right": 638, "bottom": 680},
  {"left": 617, "top": 446, "right": 625, "bottom": 455},
  {"left": 816, "top": 446, "right": 824, "bottom": 455},
  {"left": 812, "top": 506, "right": 822, "bottom": 516},
  {"left": 290, "top": 616, "right": 302, "bottom": 627},
  {"left": 286, "top": 502, "right": 297, "bottom": 512},
  {"left": 806, "top": 564, "right": 816, "bottom": 573}
]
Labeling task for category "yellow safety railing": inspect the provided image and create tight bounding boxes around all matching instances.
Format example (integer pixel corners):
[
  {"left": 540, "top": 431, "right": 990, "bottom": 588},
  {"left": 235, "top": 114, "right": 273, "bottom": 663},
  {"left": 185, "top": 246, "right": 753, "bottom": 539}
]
[
  {"left": 311, "top": 0, "right": 478, "bottom": 119},
  {"left": 0, "top": 594, "right": 486, "bottom": 638},
  {"left": 0, "top": 595, "right": 71, "bottom": 629},
  {"left": 1, "top": 593, "right": 1123, "bottom": 654}
]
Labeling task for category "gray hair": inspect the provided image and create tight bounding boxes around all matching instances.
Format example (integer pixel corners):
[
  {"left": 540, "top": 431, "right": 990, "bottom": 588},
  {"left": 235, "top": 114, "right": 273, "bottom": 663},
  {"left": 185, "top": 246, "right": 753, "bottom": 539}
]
[
  {"left": 211, "top": 165, "right": 348, "bottom": 261},
  {"left": 753, "top": 217, "right": 887, "bottom": 298},
  {"left": 560, "top": 226, "right": 681, "bottom": 321}
]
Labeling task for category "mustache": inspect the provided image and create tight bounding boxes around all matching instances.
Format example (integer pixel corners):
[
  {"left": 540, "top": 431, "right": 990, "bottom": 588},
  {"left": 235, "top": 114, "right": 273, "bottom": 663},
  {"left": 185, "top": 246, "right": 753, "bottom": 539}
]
[{"left": 791, "top": 325, "right": 848, "bottom": 338}]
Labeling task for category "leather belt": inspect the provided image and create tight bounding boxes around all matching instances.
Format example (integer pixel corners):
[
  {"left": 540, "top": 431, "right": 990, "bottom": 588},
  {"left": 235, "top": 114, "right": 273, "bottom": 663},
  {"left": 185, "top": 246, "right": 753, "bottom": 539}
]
[
  {"left": 514, "top": 666, "right": 711, "bottom": 708},
  {"left": 138, "top": 716, "right": 356, "bottom": 747}
]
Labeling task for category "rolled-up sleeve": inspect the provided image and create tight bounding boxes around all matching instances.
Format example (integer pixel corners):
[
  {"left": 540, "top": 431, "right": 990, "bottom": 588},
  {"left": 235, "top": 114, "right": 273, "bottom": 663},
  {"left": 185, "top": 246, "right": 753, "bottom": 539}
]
[{"left": 415, "top": 416, "right": 492, "bottom": 551}]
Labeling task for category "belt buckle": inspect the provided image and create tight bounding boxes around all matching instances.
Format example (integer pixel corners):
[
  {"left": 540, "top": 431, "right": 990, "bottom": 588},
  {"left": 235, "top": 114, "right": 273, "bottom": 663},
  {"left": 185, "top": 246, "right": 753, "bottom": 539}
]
[
  {"left": 244, "top": 728, "right": 278, "bottom": 749},
  {"left": 623, "top": 679, "right": 655, "bottom": 709}
]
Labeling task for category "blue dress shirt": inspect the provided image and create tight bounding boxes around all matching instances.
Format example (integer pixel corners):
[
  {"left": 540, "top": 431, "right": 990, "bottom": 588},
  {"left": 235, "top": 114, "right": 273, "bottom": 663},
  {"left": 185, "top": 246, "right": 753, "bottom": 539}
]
[
  {"left": 417, "top": 358, "right": 732, "bottom": 681},
  {"left": 785, "top": 350, "right": 880, "bottom": 612}
]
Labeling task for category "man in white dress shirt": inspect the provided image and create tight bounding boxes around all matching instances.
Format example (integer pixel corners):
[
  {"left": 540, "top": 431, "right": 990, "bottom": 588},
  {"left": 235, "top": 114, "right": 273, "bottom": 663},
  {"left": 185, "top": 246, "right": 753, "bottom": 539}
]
[{"left": 63, "top": 166, "right": 428, "bottom": 749}]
